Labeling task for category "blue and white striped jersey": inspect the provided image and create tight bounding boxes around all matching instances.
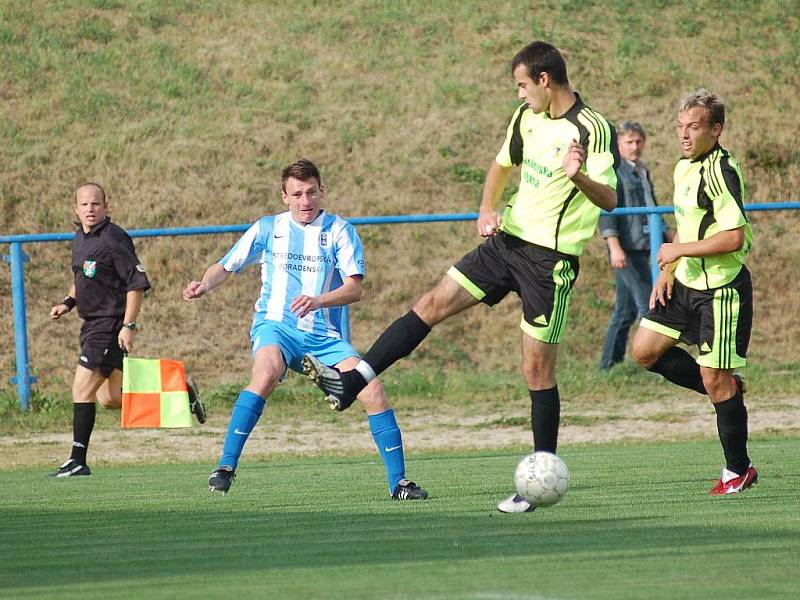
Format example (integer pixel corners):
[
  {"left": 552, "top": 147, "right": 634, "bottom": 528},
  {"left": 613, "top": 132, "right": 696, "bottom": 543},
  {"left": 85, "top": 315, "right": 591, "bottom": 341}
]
[{"left": 219, "top": 210, "right": 365, "bottom": 340}]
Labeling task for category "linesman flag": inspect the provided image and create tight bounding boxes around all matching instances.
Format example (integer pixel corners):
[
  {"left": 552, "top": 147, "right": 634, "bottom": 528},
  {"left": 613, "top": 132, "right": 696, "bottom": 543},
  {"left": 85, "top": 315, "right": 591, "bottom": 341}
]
[{"left": 121, "top": 357, "right": 194, "bottom": 428}]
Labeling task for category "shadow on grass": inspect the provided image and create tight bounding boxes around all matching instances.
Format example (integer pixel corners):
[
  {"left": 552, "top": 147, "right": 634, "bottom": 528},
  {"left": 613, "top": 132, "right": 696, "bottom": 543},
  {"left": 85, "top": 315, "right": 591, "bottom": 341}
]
[{"left": 3, "top": 504, "right": 794, "bottom": 591}]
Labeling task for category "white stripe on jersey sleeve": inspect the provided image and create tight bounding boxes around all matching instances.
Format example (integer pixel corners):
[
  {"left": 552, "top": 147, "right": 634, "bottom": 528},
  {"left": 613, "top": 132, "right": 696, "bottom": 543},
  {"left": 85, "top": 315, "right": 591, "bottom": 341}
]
[
  {"left": 333, "top": 218, "right": 365, "bottom": 278},
  {"left": 296, "top": 215, "right": 323, "bottom": 334},
  {"left": 219, "top": 218, "right": 270, "bottom": 273},
  {"left": 263, "top": 213, "right": 292, "bottom": 321},
  {"left": 317, "top": 222, "right": 340, "bottom": 338}
]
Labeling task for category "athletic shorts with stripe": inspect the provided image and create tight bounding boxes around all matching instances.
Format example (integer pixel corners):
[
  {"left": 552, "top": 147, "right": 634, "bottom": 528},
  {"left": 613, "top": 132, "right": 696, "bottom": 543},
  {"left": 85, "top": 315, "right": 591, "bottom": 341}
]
[
  {"left": 447, "top": 232, "right": 580, "bottom": 344},
  {"left": 639, "top": 266, "right": 752, "bottom": 369}
]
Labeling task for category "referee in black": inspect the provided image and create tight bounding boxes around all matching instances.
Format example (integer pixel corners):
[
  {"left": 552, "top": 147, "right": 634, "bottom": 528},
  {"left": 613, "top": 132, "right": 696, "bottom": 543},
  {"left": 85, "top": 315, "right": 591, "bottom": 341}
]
[{"left": 49, "top": 183, "right": 177, "bottom": 476}]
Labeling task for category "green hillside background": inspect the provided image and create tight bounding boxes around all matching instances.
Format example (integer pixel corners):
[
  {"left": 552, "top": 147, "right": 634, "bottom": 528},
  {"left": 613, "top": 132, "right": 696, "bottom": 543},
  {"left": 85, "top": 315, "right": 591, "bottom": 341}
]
[{"left": 2, "top": 0, "right": 799, "bottom": 406}]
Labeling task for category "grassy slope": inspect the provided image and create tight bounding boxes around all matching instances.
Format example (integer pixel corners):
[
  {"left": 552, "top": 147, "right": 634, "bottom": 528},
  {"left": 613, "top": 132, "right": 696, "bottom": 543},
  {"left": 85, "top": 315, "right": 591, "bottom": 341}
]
[
  {"left": 1, "top": 0, "right": 800, "bottom": 405},
  {"left": 3, "top": 440, "right": 800, "bottom": 599}
]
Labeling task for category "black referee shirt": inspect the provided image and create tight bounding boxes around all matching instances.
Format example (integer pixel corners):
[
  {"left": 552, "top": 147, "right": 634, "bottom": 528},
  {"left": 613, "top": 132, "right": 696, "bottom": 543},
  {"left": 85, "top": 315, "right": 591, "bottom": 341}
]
[{"left": 71, "top": 217, "right": 151, "bottom": 319}]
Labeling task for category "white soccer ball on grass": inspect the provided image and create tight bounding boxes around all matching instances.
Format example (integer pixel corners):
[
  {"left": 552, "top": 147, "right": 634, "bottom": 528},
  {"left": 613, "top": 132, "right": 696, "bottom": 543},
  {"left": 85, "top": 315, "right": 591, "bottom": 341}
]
[{"left": 514, "top": 451, "right": 570, "bottom": 508}]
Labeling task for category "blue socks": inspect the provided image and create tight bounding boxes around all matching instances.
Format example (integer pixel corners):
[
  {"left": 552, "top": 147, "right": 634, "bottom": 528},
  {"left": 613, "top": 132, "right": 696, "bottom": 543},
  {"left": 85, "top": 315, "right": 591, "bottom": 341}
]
[
  {"left": 219, "top": 390, "right": 265, "bottom": 469},
  {"left": 219, "top": 393, "right": 405, "bottom": 495},
  {"left": 369, "top": 409, "right": 405, "bottom": 495}
]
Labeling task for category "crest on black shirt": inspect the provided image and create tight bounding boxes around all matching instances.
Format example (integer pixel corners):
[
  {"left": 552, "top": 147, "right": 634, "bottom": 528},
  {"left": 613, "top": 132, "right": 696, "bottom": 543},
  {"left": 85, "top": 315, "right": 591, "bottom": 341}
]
[{"left": 83, "top": 260, "right": 97, "bottom": 278}]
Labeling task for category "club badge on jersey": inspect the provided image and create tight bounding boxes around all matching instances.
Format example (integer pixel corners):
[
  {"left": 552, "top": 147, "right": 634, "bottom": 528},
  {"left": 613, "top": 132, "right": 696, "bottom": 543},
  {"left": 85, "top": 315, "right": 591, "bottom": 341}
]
[
  {"left": 83, "top": 260, "right": 97, "bottom": 278},
  {"left": 219, "top": 211, "right": 365, "bottom": 340}
]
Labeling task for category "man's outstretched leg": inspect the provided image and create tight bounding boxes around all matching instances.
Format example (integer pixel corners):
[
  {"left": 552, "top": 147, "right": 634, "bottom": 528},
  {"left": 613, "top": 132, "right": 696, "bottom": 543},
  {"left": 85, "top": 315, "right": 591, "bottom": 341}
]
[
  {"left": 304, "top": 310, "right": 432, "bottom": 411},
  {"left": 304, "top": 275, "right": 478, "bottom": 410}
]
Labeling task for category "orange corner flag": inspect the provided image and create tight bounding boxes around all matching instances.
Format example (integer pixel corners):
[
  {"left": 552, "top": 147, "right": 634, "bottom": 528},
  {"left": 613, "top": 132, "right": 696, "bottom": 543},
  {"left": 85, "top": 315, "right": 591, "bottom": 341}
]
[{"left": 121, "top": 357, "right": 193, "bottom": 428}]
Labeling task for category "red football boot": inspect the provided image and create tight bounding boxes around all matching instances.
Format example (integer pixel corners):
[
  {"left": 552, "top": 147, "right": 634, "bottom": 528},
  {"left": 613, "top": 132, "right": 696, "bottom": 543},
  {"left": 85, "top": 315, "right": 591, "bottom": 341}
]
[{"left": 709, "top": 465, "right": 758, "bottom": 495}]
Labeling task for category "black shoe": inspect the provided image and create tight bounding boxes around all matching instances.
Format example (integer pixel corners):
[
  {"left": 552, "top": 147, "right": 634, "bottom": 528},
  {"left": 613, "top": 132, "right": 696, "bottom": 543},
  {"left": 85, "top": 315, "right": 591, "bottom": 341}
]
[
  {"left": 392, "top": 479, "right": 428, "bottom": 500},
  {"left": 187, "top": 377, "right": 206, "bottom": 424},
  {"left": 49, "top": 459, "right": 92, "bottom": 478},
  {"left": 302, "top": 354, "right": 358, "bottom": 411},
  {"left": 209, "top": 466, "right": 235, "bottom": 494}
]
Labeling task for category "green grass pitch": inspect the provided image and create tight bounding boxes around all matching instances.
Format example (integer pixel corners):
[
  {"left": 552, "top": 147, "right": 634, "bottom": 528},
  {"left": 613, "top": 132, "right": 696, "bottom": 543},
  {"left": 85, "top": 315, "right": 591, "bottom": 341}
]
[{"left": 3, "top": 438, "right": 799, "bottom": 600}]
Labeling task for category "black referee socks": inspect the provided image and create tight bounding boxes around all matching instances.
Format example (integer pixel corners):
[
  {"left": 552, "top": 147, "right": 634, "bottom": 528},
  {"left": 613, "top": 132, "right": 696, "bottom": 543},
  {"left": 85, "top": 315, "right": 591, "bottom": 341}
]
[{"left": 70, "top": 402, "right": 96, "bottom": 465}]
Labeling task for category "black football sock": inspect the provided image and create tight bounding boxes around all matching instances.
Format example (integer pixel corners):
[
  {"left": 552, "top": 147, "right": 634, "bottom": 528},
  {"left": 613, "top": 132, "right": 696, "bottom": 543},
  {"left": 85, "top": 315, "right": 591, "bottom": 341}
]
[
  {"left": 340, "top": 310, "right": 433, "bottom": 397},
  {"left": 714, "top": 390, "right": 750, "bottom": 475},
  {"left": 530, "top": 387, "right": 560, "bottom": 454},
  {"left": 338, "top": 369, "right": 368, "bottom": 398},
  {"left": 647, "top": 347, "right": 706, "bottom": 394},
  {"left": 340, "top": 311, "right": 432, "bottom": 396},
  {"left": 70, "top": 402, "right": 96, "bottom": 465},
  {"left": 363, "top": 310, "right": 432, "bottom": 375}
]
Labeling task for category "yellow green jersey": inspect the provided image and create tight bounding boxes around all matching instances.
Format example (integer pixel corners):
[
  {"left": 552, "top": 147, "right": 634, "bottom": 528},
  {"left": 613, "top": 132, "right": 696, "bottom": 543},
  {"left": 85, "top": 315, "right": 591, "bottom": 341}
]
[
  {"left": 672, "top": 144, "right": 752, "bottom": 290},
  {"left": 495, "top": 94, "right": 618, "bottom": 256}
]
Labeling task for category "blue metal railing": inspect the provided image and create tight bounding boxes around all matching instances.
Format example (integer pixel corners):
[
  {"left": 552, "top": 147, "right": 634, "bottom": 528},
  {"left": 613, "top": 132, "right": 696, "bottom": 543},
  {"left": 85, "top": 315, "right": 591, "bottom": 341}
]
[{"left": 3, "top": 203, "right": 800, "bottom": 409}]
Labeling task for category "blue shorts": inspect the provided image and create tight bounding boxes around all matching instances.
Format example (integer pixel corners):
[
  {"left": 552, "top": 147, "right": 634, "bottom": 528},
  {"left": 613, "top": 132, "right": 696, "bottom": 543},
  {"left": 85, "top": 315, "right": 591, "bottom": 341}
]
[{"left": 250, "top": 319, "right": 359, "bottom": 374}]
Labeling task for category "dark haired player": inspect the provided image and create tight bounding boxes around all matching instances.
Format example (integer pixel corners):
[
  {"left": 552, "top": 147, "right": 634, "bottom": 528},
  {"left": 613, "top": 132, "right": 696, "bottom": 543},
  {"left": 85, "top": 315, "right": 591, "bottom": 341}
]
[
  {"left": 304, "top": 42, "right": 618, "bottom": 513},
  {"left": 183, "top": 159, "right": 427, "bottom": 500}
]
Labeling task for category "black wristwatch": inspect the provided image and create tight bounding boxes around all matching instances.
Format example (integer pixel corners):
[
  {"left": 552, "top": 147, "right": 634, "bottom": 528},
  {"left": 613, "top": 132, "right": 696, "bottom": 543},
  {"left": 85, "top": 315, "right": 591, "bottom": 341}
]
[{"left": 123, "top": 321, "right": 137, "bottom": 331}]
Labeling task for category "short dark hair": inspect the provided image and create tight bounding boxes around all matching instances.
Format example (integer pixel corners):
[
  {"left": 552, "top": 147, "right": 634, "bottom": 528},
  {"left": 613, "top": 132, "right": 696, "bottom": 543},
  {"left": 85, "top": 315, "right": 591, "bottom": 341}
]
[
  {"left": 679, "top": 89, "right": 725, "bottom": 127},
  {"left": 75, "top": 182, "right": 106, "bottom": 203},
  {"left": 281, "top": 159, "right": 322, "bottom": 192},
  {"left": 619, "top": 121, "right": 647, "bottom": 140},
  {"left": 511, "top": 41, "right": 569, "bottom": 86}
]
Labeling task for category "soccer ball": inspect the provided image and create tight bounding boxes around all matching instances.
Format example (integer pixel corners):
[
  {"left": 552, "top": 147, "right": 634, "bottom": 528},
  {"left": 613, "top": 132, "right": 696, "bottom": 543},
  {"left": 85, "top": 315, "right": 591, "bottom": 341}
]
[{"left": 514, "top": 451, "right": 570, "bottom": 508}]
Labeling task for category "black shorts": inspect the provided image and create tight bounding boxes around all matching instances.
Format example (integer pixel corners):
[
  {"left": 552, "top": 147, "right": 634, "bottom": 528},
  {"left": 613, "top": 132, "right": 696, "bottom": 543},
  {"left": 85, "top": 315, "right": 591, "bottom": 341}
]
[
  {"left": 78, "top": 317, "right": 125, "bottom": 377},
  {"left": 640, "top": 267, "right": 752, "bottom": 369},
  {"left": 448, "top": 232, "right": 580, "bottom": 343}
]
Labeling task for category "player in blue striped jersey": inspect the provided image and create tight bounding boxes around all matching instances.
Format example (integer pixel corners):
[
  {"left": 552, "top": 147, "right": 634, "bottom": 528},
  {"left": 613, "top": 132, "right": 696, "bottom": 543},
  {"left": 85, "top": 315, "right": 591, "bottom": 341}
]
[
  {"left": 183, "top": 159, "right": 427, "bottom": 500},
  {"left": 219, "top": 203, "right": 362, "bottom": 341}
]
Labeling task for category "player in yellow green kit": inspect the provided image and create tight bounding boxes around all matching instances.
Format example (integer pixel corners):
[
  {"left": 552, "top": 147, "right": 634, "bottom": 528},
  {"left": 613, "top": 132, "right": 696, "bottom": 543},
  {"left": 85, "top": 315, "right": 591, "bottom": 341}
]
[
  {"left": 303, "top": 41, "right": 618, "bottom": 513},
  {"left": 632, "top": 89, "right": 756, "bottom": 495}
]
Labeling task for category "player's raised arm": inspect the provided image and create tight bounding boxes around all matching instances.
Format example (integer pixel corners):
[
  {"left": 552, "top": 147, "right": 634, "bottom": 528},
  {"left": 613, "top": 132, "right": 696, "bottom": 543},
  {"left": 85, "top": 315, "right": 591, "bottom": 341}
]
[
  {"left": 564, "top": 139, "right": 617, "bottom": 211},
  {"left": 183, "top": 263, "right": 232, "bottom": 301}
]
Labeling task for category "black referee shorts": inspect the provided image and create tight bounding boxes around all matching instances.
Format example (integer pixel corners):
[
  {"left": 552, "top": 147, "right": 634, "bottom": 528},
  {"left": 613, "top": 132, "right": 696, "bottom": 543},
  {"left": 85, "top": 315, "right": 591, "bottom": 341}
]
[{"left": 78, "top": 317, "right": 125, "bottom": 378}]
